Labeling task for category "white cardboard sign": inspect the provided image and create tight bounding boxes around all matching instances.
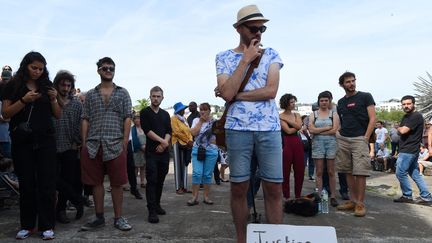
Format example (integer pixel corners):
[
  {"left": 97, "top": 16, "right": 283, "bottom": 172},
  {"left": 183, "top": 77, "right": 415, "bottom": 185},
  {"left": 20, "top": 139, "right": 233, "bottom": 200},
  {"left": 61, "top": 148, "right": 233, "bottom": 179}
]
[{"left": 247, "top": 224, "right": 337, "bottom": 243}]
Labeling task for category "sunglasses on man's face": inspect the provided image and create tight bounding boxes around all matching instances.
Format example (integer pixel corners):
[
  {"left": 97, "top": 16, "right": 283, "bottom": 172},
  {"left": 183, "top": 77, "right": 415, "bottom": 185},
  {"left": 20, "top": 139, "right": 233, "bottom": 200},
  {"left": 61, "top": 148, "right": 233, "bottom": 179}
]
[
  {"left": 243, "top": 24, "right": 267, "bottom": 34},
  {"left": 99, "top": 66, "right": 115, "bottom": 72}
]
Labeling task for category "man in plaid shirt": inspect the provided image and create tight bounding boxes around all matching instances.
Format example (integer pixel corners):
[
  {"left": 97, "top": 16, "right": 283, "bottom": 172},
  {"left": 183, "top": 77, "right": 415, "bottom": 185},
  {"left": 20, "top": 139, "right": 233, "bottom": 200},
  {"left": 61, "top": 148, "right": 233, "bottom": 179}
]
[{"left": 80, "top": 57, "right": 133, "bottom": 231}]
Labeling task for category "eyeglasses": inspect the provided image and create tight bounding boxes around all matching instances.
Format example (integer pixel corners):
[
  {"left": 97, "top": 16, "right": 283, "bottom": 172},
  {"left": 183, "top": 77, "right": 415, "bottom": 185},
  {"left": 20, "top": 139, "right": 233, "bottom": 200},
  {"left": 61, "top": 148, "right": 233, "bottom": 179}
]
[
  {"left": 2, "top": 66, "right": 11, "bottom": 71},
  {"left": 243, "top": 24, "right": 267, "bottom": 34},
  {"left": 99, "top": 66, "right": 115, "bottom": 72}
]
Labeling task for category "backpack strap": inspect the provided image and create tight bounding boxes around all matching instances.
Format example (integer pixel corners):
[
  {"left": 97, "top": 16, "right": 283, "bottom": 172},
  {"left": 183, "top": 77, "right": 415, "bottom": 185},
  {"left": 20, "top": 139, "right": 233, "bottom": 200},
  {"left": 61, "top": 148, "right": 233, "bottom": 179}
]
[{"left": 313, "top": 110, "right": 318, "bottom": 125}]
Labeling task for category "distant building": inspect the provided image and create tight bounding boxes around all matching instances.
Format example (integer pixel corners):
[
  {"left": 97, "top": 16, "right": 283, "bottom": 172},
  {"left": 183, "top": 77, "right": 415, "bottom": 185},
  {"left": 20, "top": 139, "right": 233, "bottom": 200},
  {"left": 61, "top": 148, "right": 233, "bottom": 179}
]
[
  {"left": 296, "top": 104, "right": 313, "bottom": 116},
  {"left": 376, "top": 99, "right": 401, "bottom": 112}
]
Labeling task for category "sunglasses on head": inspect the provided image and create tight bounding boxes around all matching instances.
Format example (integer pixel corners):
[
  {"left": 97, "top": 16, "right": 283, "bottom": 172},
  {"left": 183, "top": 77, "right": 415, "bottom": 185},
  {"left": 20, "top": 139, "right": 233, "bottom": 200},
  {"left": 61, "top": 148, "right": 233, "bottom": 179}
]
[
  {"left": 243, "top": 24, "right": 267, "bottom": 34},
  {"left": 99, "top": 66, "right": 115, "bottom": 72}
]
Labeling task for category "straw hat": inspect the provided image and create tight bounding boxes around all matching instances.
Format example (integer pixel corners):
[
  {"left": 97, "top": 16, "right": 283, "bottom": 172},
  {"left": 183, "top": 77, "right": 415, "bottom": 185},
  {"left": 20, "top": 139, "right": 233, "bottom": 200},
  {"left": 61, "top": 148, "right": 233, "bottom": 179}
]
[{"left": 233, "top": 5, "right": 269, "bottom": 28}]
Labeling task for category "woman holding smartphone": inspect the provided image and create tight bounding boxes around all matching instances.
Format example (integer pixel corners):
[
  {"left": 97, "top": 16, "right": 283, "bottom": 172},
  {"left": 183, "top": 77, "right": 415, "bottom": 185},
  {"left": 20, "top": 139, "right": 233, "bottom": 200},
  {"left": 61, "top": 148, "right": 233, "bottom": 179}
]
[{"left": 2, "top": 51, "right": 61, "bottom": 240}]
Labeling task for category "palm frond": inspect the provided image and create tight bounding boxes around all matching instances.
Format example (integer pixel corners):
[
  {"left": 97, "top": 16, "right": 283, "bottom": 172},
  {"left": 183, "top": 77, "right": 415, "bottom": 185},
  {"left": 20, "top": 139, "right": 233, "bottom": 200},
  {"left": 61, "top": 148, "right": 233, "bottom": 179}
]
[{"left": 414, "top": 72, "right": 432, "bottom": 120}]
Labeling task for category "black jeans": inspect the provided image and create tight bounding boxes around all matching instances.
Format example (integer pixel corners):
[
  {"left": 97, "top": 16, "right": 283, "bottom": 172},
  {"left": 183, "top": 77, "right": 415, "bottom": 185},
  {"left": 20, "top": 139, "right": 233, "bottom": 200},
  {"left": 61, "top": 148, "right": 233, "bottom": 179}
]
[
  {"left": 145, "top": 152, "right": 169, "bottom": 212},
  {"left": 56, "top": 149, "right": 82, "bottom": 211},
  {"left": 12, "top": 137, "right": 57, "bottom": 231},
  {"left": 127, "top": 141, "right": 137, "bottom": 191}
]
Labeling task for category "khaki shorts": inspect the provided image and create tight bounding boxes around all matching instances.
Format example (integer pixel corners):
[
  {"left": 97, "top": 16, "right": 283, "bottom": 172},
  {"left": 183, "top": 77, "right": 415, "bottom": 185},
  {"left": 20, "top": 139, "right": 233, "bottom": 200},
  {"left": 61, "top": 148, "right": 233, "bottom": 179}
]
[{"left": 336, "top": 134, "right": 371, "bottom": 176}]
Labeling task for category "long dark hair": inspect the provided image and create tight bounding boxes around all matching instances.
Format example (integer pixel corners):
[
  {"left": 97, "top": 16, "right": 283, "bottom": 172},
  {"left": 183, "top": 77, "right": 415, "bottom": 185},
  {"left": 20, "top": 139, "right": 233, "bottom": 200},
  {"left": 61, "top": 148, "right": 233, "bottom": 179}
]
[{"left": 10, "top": 51, "right": 50, "bottom": 100}]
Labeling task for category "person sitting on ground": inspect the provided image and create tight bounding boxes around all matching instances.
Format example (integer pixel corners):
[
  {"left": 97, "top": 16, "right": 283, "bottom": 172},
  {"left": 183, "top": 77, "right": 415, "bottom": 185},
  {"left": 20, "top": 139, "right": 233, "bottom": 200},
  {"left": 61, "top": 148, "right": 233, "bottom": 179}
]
[
  {"left": 0, "top": 157, "right": 19, "bottom": 190},
  {"left": 376, "top": 143, "right": 391, "bottom": 172},
  {"left": 418, "top": 144, "right": 431, "bottom": 176}
]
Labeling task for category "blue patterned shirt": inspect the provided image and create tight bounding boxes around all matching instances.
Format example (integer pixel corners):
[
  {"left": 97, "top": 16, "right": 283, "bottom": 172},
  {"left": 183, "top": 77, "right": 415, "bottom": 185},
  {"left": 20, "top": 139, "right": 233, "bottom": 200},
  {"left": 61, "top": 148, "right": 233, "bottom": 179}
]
[{"left": 215, "top": 48, "right": 283, "bottom": 131}]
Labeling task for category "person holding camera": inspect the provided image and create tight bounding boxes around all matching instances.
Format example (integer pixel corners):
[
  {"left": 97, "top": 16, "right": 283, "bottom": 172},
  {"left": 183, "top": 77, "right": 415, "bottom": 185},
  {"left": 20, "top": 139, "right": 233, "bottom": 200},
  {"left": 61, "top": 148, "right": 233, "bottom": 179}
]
[
  {"left": 187, "top": 102, "right": 218, "bottom": 206},
  {"left": 1, "top": 51, "right": 61, "bottom": 240}
]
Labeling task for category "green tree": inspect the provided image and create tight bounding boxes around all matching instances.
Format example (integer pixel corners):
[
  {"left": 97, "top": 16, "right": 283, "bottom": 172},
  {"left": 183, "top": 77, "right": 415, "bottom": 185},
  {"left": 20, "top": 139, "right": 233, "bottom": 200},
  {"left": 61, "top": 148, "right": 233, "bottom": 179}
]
[
  {"left": 376, "top": 110, "right": 404, "bottom": 124},
  {"left": 134, "top": 98, "right": 150, "bottom": 112},
  {"left": 414, "top": 72, "right": 432, "bottom": 120}
]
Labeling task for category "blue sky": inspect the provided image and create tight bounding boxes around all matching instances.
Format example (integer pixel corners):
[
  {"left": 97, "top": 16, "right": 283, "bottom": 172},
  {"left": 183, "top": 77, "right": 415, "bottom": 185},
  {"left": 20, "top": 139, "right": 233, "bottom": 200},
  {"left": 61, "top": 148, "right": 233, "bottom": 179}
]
[{"left": 1, "top": 0, "right": 431, "bottom": 108}]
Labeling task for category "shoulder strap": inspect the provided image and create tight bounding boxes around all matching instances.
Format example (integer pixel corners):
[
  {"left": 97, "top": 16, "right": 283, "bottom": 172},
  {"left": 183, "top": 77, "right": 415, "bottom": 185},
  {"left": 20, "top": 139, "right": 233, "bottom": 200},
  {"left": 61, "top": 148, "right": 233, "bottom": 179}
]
[
  {"left": 313, "top": 111, "right": 318, "bottom": 124},
  {"left": 329, "top": 111, "right": 334, "bottom": 125},
  {"left": 219, "top": 49, "right": 265, "bottom": 120}
]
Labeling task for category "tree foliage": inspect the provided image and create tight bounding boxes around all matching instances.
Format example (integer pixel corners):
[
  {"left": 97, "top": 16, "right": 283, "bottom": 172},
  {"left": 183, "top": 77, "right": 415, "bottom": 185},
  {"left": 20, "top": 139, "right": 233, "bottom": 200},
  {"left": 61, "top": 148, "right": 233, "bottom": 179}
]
[
  {"left": 413, "top": 72, "right": 432, "bottom": 120},
  {"left": 134, "top": 98, "right": 150, "bottom": 112},
  {"left": 376, "top": 110, "right": 405, "bottom": 124}
]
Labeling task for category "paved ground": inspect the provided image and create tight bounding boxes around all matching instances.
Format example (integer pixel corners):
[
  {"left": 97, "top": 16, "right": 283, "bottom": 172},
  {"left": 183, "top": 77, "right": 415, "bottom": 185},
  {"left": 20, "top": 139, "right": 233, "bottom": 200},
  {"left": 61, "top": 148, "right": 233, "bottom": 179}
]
[{"left": 1, "top": 163, "right": 432, "bottom": 243}]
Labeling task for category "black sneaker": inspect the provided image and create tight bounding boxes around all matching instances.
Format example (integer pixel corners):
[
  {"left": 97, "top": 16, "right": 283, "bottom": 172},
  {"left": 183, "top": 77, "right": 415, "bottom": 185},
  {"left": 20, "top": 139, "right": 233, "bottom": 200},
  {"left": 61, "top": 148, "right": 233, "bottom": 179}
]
[
  {"left": 340, "top": 191, "right": 350, "bottom": 201},
  {"left": 393, "top": 196, "right": 413, "bottom": 203},
  {"left": 83, "top": 196, "right": 94, "bottom": 207},
  {"left": 155, "top": 205, "right": 166, "bottom": 215},
  {"left": 130, "top": 189, "right": 143, "bottom": 200},
  {"left": 74, "top": 200, "right": 84, "bottom": 220},
  {"left": 148, "top": 212, "right": 159, "bottom": 224},
  {"left": 81, "top": 217, "right": 105, "bottom": 231}
]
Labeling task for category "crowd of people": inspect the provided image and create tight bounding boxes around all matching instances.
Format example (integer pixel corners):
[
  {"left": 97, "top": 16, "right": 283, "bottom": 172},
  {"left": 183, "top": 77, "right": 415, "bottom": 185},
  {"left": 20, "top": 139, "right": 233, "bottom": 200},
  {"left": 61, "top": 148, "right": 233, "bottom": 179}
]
[{"left": 0, "top": 4, "right": 431, "bottom": 243}]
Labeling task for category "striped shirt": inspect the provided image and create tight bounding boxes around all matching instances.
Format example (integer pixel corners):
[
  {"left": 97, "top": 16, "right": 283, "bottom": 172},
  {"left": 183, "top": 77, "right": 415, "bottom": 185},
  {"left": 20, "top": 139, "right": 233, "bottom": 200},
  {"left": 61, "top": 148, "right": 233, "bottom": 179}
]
[{"left": 82, "top": 83, "right": 132, "bottom": 161}]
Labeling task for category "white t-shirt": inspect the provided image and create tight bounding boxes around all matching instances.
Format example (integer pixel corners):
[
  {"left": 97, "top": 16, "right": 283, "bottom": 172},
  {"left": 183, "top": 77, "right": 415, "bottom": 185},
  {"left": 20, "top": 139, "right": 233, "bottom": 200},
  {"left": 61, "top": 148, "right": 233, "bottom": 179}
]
[{"left": 375, "top": 127, "right": 388, "bottom": 143}]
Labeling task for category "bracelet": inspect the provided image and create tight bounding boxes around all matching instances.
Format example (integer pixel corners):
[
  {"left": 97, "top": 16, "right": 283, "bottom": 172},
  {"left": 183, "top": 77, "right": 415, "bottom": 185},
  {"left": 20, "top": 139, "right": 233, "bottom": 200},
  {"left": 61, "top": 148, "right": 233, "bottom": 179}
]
[{"left": 19, "top": 97, "right": 27, "bottom": 104}]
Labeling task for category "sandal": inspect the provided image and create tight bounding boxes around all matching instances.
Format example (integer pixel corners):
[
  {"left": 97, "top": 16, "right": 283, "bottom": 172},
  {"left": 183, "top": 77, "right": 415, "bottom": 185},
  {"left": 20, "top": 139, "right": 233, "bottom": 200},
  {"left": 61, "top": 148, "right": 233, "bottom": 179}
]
[
  {"left": 187, "top": 199, "right": 199, "bottom": 206},
  {"left": 221, "top": 179, "right": 230, "bottom": 182},
  {"left": 203, "top": 199, "right": 214, "bottom": 205}
]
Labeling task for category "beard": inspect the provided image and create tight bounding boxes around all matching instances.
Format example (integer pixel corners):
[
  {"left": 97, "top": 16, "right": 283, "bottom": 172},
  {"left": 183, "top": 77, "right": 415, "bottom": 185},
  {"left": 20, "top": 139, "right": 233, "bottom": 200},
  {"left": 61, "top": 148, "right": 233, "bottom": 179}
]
[
  {"left": 240, "top": 33, "right": 261, "bottom": 47},
  {"left": 403, "top": 106, "right": 414, "bottom": 113}
]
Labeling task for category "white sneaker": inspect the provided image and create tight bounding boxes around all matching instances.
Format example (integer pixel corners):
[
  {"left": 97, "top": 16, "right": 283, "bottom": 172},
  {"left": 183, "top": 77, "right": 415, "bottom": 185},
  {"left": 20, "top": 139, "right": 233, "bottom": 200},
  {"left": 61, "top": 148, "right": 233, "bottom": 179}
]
[
  {"left": 16, "top": 229, "right": 32, "bottom": 239},
  {"left": 41, "top": 229, "right": 55, "bottom": 240}
]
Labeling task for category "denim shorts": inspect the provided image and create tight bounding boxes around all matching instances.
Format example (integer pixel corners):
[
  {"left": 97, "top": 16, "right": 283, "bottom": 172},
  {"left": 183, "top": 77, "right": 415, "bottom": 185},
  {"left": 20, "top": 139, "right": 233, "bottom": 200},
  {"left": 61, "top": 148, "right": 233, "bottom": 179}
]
[
  {"left": 312, "top": 135, "right": 337, "bottom": 159},
  {"left": 226, "top": 130, "right": 283, "bottom": 183}
]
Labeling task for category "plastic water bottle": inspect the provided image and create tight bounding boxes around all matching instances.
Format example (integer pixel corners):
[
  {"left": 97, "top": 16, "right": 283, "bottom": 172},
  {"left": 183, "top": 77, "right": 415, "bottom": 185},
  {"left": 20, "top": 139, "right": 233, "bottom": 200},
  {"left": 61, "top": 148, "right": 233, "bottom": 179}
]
[
  {"left": 321, "top": 189, "right": 329, "bottom": 214},
  {"left": 315, "top": 188, "right": 322, "bottom": 213}
]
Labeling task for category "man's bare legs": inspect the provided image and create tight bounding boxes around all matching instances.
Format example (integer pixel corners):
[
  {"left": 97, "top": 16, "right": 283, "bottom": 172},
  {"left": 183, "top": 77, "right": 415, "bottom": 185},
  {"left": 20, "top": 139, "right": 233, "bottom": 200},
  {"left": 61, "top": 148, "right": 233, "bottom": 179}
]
[
  {"left": 93, "top": 184, "right": 105, "bottom": 215},
  {"left": 231, "top": 181, "right": 249, "bottom": 243},
  {"left": 261, "top": 181, "right": 282, "bottom": 223},
  {"left": 346, "top": 173, "right": 366, "bottom": 203},
  {"left": 111, "top": 185, "right": 123, "bottom": 218}
]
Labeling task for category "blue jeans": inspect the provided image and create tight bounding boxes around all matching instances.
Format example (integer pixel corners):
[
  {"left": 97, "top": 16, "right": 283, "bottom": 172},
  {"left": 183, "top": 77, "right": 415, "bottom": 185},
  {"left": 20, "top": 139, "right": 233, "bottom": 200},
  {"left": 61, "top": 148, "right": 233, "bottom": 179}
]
[
  {"left": 191, "top": 147, "right": 218, "bottom": 185},
  {"left": 396, "top": 153, "right": 431, "bottom": 198},
  {"left": 304, "top": 151, "right": 314, "bottom": 177}
]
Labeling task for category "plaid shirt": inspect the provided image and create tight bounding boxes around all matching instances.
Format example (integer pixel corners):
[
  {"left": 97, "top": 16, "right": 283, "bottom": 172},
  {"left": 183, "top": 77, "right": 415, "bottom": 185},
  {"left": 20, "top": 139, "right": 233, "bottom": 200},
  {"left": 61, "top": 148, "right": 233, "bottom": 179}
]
[
  {"left": 82, "top": 83, "right": 132, "bottom": 161},
  {"left": 53, "top": 97, "right": 82, "bottom": 153}
]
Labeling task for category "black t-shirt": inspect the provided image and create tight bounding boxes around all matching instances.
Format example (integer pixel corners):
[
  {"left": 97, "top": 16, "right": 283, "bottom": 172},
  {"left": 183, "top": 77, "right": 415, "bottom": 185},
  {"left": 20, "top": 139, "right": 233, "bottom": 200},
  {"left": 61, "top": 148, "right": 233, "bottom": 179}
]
[
  {"left": 140, "top": 106, "right": 172, "bottom": 154},
  {"left": 337, "top": 91, "right": 375, "bottom": 137},
  {"left": 399, "top": 111, "right": 423, "bottom": 154},
  {"left": 2, "top": 80, "right": 55, "bottom": 137}
]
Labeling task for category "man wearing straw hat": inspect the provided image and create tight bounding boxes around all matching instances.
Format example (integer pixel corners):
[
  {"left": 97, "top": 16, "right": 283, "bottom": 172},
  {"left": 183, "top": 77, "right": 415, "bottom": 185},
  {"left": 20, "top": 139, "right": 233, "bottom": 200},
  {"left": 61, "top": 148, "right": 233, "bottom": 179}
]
[{"left": 215, "top": 5, "right": 284, "bottom": 243}]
